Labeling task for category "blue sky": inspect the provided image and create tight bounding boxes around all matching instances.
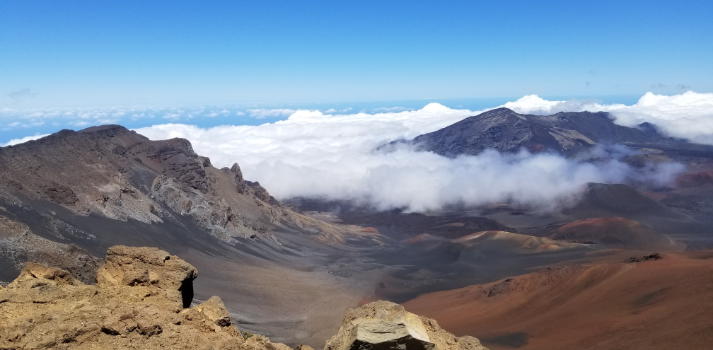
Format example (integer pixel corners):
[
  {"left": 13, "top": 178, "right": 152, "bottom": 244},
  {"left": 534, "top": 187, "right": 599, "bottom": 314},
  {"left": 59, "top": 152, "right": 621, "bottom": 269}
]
[{"left": 2, "top": 0, "right": 712, "bottom": 110}]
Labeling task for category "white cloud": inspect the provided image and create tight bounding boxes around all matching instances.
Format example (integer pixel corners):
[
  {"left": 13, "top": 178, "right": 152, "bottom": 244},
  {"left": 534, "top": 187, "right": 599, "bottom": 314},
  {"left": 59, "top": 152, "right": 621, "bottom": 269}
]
[
  {"left": 134, "top": 101, "right": 686, "bottom": 212},
  {"left": 1, "top": 133, "right": 49, "bottom": 147},
  {"left": 247, "top": 108, "right": 297, "bottom": 119},
  {"left": 4, "top": 91, "right": 709, "bottom": 212},
  {"left": 504, "top": 91, "right": 713, "bottom": 145}
]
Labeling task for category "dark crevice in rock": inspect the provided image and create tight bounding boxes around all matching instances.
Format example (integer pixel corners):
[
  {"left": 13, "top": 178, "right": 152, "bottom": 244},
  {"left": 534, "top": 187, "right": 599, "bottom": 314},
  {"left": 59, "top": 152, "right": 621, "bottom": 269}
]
[{"left": 179, "top": 278, "right": 194, "bottom": 308}]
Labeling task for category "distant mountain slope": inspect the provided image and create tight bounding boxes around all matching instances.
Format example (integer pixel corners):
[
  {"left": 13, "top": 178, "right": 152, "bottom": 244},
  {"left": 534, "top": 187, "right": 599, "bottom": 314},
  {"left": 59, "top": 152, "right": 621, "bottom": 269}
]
[
  {"left": 0, "top": 125, "right": 375, "bottom": 278},
  {"left": 566, "top": 183, "right": 685, "bottom": 219},
  {"left": 385, "top": 108, "right": 672, "bottom": 156}
]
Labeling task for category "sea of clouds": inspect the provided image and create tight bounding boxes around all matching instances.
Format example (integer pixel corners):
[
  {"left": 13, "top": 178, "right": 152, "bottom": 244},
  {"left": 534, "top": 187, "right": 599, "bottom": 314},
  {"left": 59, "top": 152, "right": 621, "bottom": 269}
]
[
  {"left": 3, "top": 91, "right": 711, "bottom": 212},
  {"left": 127, "top": 92, "right": 712, "bottom": 212}
]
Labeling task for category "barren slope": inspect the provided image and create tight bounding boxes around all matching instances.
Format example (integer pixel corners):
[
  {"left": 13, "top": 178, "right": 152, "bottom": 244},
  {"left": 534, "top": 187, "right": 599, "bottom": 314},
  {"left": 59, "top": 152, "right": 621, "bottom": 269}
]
[
  {"left": 551, "top": 217, "right": 685, "bottom": 251},
  {"left": 403, "top": 252, "right": 713, "bottom": 350}
]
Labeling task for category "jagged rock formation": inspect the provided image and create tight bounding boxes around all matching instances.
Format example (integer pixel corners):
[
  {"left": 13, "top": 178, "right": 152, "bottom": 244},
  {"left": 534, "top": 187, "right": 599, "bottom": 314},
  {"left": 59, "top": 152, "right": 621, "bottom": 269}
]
[
  {"left": 383, "top": 108, "right": 672, "bottom": 157},
  {"left": 0, "top": 245, "right": 292, "bottom": 350},
  {"left": 96, "top": 245, "right": 199, "bottom": 309},
  {"left": 326, "top": 301, "right": 488, "bottom": 350}
]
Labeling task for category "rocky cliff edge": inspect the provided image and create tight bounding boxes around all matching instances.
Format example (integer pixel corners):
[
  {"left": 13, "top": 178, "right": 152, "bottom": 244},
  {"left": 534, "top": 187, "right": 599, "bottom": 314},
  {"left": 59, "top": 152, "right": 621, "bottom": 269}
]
[{"left": 0, "top": 246, "right": 487, "bottom": 350}]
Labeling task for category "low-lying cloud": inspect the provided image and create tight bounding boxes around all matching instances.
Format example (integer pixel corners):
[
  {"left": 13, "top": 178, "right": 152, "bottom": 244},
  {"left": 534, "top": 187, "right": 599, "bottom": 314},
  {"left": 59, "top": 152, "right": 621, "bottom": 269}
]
[
  {"left": 1, "top": 133, "right": 49, "bottom": 147},
  {"left": 5, "top": 91, "right": 708, "bottom": 212},
  {"left": 133, "top": 93, "right": 706, "bottom": 212}
]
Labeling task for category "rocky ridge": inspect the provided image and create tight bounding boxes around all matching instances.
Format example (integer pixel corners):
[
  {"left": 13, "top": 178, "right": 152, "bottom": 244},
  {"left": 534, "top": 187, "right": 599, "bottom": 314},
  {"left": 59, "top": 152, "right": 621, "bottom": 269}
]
[
  {"left": 0, "top": 125, "right": 349, "bottom": 243},
  {"left": 0, "top": 246, "right": 487, "bottom": 350}
]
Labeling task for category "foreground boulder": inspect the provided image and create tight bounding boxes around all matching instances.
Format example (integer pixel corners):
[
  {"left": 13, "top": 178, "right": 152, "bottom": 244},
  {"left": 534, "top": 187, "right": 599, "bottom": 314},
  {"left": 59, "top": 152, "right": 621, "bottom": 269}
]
[
  {"left": 96, "top": 245, "right": 198, "bottom": 310},
  {"left": 325, "top": 301, "right": 488, "bottom": 350},
  {"left": 0, "top": 245, "right": 290, "bottom": 350}
]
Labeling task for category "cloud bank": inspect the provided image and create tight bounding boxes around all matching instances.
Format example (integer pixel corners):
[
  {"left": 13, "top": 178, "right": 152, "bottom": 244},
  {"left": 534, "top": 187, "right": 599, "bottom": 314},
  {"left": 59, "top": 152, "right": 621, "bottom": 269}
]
[
  {"left": 134, "top": 94, "right": 699, "bottom": 212},
  {"left": 5, "top": 91, "right": 708, "bottom": 212},
  {"left": 1, "top": 134, "right": 49, "bottom": 147},
  {"left": 504, "top": 91, "right": 713, "bottom": 144}
]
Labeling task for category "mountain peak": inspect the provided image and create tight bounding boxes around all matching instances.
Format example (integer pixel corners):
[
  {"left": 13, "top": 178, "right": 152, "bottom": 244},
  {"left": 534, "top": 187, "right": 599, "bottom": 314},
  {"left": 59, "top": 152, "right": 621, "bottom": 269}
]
[{"left": 402, "top": 109, "right": 673, "bottom": 157}]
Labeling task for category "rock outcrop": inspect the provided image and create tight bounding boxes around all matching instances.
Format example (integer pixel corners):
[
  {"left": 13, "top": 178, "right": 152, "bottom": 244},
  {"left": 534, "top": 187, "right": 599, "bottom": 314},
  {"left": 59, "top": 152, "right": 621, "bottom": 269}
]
[
  {"left": 325, "top": 301, "right": 488, "bottom": 350},
  {"left": 0, "top": 245, "right": 291, "bottom": 350},
  {"left": 96, "top": 245, "right": 199, "bottom": 309},
  {"left": 0, "top": 247, "right": 488, "bottom": 350}
]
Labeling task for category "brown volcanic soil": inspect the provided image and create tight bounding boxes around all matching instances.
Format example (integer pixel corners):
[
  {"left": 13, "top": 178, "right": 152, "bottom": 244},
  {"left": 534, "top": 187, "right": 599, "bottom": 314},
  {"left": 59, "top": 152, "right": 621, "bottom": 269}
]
[
  {"left": 403, "top": 252, "right": 713, "bottom": 350},
  {"left": 551, "top": 217, "right": 685, "bottom": 251},
  {"left": 677, "top": 170, "right": 713, "bottom": 188}
]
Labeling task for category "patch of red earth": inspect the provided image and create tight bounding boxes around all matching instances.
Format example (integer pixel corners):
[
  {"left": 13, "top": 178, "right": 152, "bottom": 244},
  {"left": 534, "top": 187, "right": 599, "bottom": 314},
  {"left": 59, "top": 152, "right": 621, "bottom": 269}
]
[
  {"left": 403, "top": 252, "right": 713, "bottom": 350},
  {"left": 401, "top": 234, "right": 445, "bottom": 244},
  {"left": 676, "top": 170, "right": 713, "bottom": 188}
]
